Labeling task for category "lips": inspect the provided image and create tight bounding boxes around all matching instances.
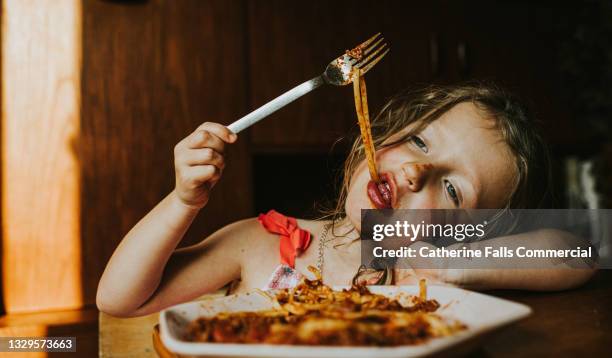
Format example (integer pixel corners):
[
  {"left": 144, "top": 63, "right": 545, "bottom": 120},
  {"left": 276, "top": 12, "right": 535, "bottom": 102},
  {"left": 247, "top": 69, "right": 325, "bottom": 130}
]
[{"left": 367, "top": 173, "right": 394, "bottom": 209}]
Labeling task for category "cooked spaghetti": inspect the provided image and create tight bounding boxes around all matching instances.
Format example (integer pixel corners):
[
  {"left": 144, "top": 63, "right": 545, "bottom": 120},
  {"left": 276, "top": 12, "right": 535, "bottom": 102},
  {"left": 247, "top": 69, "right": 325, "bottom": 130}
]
[
  {"left": 185, "top": 267, "right": 465, "bottom": 346},
  {"left": 353, "top": 69, "right": 379, "bottom": 183}
]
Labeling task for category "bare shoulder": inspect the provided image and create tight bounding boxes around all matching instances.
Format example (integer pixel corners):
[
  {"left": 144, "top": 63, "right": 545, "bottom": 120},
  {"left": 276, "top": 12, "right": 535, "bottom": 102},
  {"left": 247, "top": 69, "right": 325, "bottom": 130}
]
[
  {"left": 220, "top": 217, "right": 326, "bottom": 252},
  {"left": 172, "top": 216, "right": 279, "bottom": 285},
  {"left": 218, "top": 217, "right": 276, "bottom": 244},
  {"left": 218, "top": 217, "right": 261, "bottom": 238},
  {"left": 229, "top": 217, "right": 279, "bottom": 254},
  {"left": 191, "top": 217, "right": 279, "bottom": 254},
  {"left": 222, "top": 217, "right": 282, "bottom": 290}
]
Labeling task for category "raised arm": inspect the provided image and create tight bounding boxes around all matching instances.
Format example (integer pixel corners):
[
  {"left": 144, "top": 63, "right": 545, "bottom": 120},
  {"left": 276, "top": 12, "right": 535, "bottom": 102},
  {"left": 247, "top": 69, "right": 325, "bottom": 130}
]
[{"left": 96, "top": 122, "right": 243, "bottom": 317}]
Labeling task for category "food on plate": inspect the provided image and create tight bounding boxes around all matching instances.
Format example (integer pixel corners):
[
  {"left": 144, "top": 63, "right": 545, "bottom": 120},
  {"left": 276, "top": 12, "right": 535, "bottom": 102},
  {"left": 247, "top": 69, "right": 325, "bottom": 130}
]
[{"left": 184, "top": 267, "right": 465, "bottom": 346}]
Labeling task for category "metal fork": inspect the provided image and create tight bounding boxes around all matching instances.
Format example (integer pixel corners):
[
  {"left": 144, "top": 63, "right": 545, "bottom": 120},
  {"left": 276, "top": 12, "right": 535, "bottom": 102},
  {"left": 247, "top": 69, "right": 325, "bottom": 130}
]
[{"left": 228, "top": 33, "right": 389, "bottom": 134}]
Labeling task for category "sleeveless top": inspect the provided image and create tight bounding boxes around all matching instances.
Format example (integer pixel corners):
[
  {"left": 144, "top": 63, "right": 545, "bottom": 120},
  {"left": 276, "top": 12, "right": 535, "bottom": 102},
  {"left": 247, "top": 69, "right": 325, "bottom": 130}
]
[
  {"left": 257, "top": 210, "right": 393, "bottom": 290},
  {"left": 257, "top": 210, "right": 312, "bottom": 289}
]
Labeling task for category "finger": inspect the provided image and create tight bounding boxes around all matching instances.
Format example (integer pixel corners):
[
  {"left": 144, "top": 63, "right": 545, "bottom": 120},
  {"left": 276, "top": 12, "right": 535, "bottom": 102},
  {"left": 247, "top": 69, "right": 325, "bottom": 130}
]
[
  {"left": 197, "top": 122, "right": 237, "bottom": 143},
  {"left": 187, "top": 129, "right": 226, "bottom": 152},
  {"left": 183, "top": 165, "right": 221, "bottom": 186},
  {"left": 184, "top": 148, "right": 225, "bottom": 169}
]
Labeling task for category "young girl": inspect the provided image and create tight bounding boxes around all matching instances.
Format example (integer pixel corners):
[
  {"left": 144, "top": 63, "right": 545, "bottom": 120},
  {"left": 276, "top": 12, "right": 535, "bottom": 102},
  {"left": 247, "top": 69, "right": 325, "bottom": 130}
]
[{"left": 97, "top": 83, "right": 595, "bottom": 317}]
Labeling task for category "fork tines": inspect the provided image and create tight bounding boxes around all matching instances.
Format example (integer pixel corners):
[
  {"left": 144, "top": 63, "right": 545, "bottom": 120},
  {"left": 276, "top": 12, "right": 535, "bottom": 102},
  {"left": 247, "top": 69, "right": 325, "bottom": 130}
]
[{"left": 351, "top": 33, "right": 389, "bottom": 75}]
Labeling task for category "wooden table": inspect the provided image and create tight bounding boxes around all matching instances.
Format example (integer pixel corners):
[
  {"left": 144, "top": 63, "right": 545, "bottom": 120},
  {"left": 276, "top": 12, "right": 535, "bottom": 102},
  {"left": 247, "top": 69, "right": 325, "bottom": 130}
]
[
  {"left": 475, "top": 270, "right": 611, "bottom": 357},
  {"left": 100, "top": 271, "right": 612, "bottom": 357}
]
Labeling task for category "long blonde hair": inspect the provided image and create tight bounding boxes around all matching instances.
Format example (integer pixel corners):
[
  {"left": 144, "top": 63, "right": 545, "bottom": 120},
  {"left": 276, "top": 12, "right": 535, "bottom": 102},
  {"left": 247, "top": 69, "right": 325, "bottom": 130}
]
[{"left": 322, "top": 82, "right": 552, "bottom": 232}]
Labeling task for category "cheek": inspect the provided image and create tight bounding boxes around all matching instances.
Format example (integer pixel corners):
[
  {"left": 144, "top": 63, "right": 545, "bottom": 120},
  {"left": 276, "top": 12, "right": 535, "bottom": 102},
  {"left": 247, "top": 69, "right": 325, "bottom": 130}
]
[
  {"left": 344, "top": 191, "right": 362, "bottom": 232},
  {"left": 375, "top": 148, "right": 397, "bottom": 170},
  {"left": 408, "top": 200, "right": 438, "bottom": 209},
  {"left": 344, "top": 164, "right": 371, "bottom": 229},
  {"left": 346, "top": 162, "right": 368, "bottom": 200},
  {"left": 345, "top": 176, "right": 367, "bottom": 213},
  {"left": 395, "top": 191, "right": 441, "bottom": 209}
]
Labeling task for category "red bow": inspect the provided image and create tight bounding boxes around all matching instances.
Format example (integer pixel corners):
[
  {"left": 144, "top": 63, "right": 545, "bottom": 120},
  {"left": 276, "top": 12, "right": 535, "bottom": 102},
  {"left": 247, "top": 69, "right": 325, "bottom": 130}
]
[{"left": 257, "top": 210, "right": 312, "bottom": 268}]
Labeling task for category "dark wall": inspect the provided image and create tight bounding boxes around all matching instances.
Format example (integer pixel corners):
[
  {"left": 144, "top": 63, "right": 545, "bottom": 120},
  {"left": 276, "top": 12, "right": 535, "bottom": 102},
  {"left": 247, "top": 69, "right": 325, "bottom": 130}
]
[
  {"left": 247, "top": 0, "right": 580, "bottom": 150},
  {"left": 81, "top": 0, "right": 253, "bottom": 304}
]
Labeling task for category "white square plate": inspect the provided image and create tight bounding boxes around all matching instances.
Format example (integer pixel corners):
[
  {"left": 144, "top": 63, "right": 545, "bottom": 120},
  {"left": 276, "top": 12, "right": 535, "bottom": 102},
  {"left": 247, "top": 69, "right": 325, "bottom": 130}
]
[{"left": 160, "top": 285, "right": 531, "bottom": 358}]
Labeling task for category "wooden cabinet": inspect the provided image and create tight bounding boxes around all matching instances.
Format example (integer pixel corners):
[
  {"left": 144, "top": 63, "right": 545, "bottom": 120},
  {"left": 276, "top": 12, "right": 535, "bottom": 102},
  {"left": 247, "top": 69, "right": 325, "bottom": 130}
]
[{"left": 81, "top": 0, "right": 253, "bottom": 305}]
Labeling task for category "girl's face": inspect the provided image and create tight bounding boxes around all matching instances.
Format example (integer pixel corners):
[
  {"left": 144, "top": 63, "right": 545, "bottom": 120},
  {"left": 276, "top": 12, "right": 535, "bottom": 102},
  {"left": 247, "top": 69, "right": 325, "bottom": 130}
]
[{"left": 345, "top": 102, "right": 518, "bottom": 231}]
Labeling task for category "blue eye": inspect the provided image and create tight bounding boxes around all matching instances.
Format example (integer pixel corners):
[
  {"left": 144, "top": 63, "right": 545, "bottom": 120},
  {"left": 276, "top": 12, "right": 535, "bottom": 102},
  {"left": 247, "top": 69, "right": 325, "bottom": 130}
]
[
  {"left": 410, "top": 136, "right": 428, "bottom": 153},
  {"left": 445, "top": 180, "right": 460, "bottom": 206}
]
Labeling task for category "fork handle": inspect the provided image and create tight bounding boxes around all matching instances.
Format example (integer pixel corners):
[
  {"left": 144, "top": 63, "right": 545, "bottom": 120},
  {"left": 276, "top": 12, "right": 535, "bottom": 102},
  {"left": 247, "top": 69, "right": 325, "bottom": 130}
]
[{"left": 228, "top": 76, "right": 325, "bottom": 134}]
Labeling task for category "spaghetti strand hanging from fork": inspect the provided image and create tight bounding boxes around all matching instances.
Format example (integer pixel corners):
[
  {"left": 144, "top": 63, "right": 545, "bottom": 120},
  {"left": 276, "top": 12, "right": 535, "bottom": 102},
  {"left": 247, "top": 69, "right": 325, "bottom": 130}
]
[{"left": 352, "top": 68, "right": 379, "bottom": 183}]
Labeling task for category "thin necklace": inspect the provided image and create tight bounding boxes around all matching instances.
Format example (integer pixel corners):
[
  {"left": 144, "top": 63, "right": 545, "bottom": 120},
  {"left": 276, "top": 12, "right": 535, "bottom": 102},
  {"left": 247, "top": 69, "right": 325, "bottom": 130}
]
[{"left": 316, "top": 223, "right": 333, "bottom": 277}]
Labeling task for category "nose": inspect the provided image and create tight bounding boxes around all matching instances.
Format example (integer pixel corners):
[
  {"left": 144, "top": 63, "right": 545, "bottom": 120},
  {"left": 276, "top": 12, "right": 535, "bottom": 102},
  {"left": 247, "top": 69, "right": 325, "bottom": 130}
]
[{"left": 401, "top": 162, "right": 433, "bottom": 192}]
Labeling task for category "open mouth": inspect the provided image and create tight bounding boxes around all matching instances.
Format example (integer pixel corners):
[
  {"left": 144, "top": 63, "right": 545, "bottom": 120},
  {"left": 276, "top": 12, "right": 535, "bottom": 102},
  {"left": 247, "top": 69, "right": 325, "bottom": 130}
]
[{"left": 367, "top": 173, "right": 394, "bottom": 209}]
